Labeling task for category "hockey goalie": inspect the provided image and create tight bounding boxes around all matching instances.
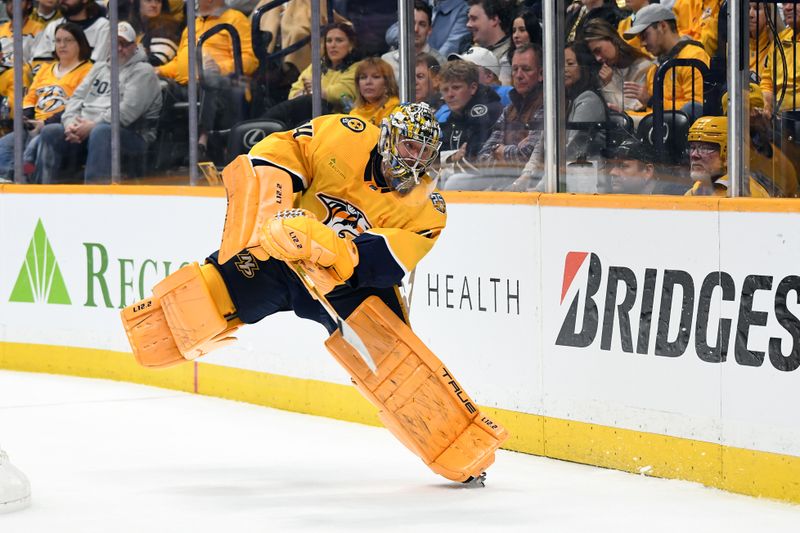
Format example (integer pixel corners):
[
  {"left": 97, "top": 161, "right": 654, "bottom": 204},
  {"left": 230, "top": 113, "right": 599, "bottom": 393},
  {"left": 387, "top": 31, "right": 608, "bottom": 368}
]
[{"left": 121, "top": 103, "right": 508, "bottom": 484}]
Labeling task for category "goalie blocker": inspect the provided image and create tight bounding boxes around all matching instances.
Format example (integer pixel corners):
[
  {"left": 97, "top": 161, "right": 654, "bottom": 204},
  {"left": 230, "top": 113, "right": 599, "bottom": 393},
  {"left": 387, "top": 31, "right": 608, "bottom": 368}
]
[{"left": 121, "top": 267, "right": 508, "bottom": 482}]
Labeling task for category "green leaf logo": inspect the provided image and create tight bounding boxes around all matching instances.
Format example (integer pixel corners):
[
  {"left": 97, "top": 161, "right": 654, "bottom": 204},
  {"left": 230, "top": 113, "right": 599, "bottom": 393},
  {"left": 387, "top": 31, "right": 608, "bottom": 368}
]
[{"left": 9, "top": 219, "right": 71, "bottom": 305}]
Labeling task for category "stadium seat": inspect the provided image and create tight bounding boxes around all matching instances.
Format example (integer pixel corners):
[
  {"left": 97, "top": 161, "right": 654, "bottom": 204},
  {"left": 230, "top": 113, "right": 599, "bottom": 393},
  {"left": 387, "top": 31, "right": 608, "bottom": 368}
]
[
  {"left": 636, "top": 110, "right": 691, "bottom": 165},
  {"left": 226, "top": 118, "right": 286, "bottom": 163}
]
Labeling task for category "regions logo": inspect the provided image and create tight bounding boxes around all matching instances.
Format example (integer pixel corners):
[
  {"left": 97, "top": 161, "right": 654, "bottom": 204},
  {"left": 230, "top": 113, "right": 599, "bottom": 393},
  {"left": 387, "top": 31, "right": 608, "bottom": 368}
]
[
  {"left": 9, "top": 219, "right": 71, "bottom": 304},
  {"left": 316, "top": 193, "right": 371, "bottom": 239},
  {"left": 235, "top": 252, "right": 260, "bottom": 278},
  {"left": 341, "top": 117, "right": 366, "bottom": 132},
  {"left": 556, "top": 251, "right": 800, "bottom": 372}
]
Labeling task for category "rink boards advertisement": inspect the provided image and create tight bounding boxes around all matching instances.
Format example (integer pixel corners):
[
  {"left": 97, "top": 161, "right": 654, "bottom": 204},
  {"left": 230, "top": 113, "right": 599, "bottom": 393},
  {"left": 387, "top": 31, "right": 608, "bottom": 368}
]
[{"left": 1, "top": 187, "right": 800, "bottom": 502}]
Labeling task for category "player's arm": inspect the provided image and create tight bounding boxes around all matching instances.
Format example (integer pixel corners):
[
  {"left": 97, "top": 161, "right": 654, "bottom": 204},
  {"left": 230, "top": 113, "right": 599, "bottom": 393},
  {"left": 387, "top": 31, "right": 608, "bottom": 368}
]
[{"left": 218, "top": 120, "right": 318, "bottom": 263}]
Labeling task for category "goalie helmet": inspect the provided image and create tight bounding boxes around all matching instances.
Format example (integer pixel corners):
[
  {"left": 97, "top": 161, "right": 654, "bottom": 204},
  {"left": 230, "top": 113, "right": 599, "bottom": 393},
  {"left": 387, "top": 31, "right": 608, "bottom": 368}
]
[{"left": 378, "top": 102, "right": 442, "bottom": 194}]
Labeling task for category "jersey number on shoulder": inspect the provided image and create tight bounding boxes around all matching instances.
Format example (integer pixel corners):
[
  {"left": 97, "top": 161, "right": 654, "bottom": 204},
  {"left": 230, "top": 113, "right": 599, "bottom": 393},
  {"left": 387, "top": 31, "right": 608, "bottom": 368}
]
[{"left": 292, "top": 121, "right": 313, "bottom": 139}]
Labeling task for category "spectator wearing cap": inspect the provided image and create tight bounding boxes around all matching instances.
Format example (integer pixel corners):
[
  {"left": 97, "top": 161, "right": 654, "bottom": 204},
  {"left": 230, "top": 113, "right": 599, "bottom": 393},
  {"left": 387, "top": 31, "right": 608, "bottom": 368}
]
[
  {"left": 34, "top": 21, "right": 163, "bottom": 183},
  {"left": 685, "top": 115, "right": 770, "bottom": 197},
  {"left": 381, "top": 0, "right": 446, "bottom": 82},
  {"left": 465, "top": 0, "right": 513, "bottom": 85},
  {"left": 621, "top": 3, "right": 709, "bottom": 117},
  {"left": 440, "top": 46, "right": 511, "bottom": 122},
  {"left": 605, "top": 137, "right": 686, "bottom": 194},
  {"left": 437, "top": 59, "right": 503, "bottom": 166},
  {"left": 29, "top": 0, "right": 110, "bottom": 65},
  {"left": 385, "top": 0, "right": 471, "bottom": 59},
  {"left": 477, "top": 43, "right": 544, "bottom": 167}
]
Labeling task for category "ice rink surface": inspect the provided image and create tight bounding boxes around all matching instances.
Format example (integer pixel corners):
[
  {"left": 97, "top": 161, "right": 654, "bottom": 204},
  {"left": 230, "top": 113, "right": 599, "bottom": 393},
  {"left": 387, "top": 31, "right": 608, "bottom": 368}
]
[{"left": 1, "top": 369, "right": 799, "bottom": 533}]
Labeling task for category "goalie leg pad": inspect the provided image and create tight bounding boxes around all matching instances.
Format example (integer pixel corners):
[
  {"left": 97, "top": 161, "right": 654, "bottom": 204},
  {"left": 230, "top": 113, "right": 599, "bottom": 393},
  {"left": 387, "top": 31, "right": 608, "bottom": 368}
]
[
  {"left": 324, "top": 296, "right": 509, "bottom": 482},
  {"left": 219, "top": 155, "right": 293, "bottom": 264},
  {"left": 121, "top": 262, "right": 241, "bottom": 367}
]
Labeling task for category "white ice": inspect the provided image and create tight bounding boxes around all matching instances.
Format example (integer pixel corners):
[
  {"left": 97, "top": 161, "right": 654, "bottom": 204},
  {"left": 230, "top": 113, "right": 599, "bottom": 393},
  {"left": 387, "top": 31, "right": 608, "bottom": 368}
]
[{"left": 1, "top": 369, "right": 799, "bottom": 533}]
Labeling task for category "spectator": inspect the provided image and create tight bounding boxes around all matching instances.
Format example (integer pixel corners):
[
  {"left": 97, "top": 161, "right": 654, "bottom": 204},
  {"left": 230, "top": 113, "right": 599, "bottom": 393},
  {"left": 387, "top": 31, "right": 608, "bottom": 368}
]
[
  {"left": 605, "top": 137, "right": 687, "bottom": 194},
  {"left": 566, "top": 0, "right": 624, "bottom": 43},
  {"left": 0, "top": 0, "right": 46, "bottom": 117},
  {"left": 477, "top": 43, "right": 544, "bottom": 168},
  {"left": 438, "top": 59, "right": 503, "bottom": 166},
  {"left": 158, "top": 0, "right": 257, "bottom": 158},
  {"left": 448, "top": 46, "right": 511, "bottom": 109},
  {"left": 34, "top": 21, "right": 163, "bottom": 183},
  {"left": 128, "top": 0, "right": 181, "bottom": 67},
  {"left": 622, "top": 4, "right": 709, "bottom": 116},
  {"left": 333, "top": 0, "right": 395, "bottom": 57},
  {"left": 616, "top": 0, "right": 655, "bottom": 54},
  {"left": 465, "top": 0, "right": 513, "bottom": 85},
  {"left": 30, "top": 0, "right": 61, "bottom": 25},
  {"left": 748, "top": 1, "right": 782, "bottom": 78},
  {"left": 0, "top": 22, "right": 92, "bottom": 181},
  {"left": 580, "top": 18, "right": 653, "bottom": 113},
  {"left": 761, "top": 1, "right": 799, "bottom": 114},
  {"left": 672, "top": 0, "right": 720, "bottom": 56},
  {"left": 512, "top": 42, "right": 607, "bottom": 189},
  {"left": 254, "top": 0, "right": 343, "bottom": 83},
  {"left": 386, "top": 0, "right": 471, "bottom": 58},
  {"left": 262, "top": 21, "right": 358, "bottom": 128},
  {"left": 685, "top": 115, "right": 770, "bottom": 197},
  {"left": 381, "top": 0, "right": 446, "bottom": 81},
  {"left": 29, "top": 0, "right": 110, "bottom": 65},
  {"left": 414, "top": 52, "right": 441, "bottom": 107},
  {"left": 350, "top": 57, "right": 399, "bottom": 126},
  {"left": 508, "top": 7, "right": 542, "bottom": 64}
]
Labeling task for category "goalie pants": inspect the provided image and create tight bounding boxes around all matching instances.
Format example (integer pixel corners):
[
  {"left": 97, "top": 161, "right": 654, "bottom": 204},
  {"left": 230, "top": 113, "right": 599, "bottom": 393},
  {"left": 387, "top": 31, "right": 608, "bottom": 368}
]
[{"left": 207, "top": 251, "right": 407, "bottom": 334}]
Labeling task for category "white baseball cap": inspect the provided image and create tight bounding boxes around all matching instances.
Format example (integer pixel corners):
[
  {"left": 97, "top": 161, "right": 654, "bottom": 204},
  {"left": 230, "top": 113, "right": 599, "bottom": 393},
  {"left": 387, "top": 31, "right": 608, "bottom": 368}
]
[
  {"left": 448, "top": 47, "right": 500, "bottom": 77},
  {"left": 117, "top": 21, "right": 137, "bottom": 44}
]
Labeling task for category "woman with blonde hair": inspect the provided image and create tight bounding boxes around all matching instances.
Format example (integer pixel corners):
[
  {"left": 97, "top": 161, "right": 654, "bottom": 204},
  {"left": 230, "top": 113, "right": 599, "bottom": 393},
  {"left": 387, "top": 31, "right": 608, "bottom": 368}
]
[
  {"left": 579, "top": 18, "right": 652, "bottom": 113},
  {"left": 350, "top": 57, "right": 399, "bottom": 126}
]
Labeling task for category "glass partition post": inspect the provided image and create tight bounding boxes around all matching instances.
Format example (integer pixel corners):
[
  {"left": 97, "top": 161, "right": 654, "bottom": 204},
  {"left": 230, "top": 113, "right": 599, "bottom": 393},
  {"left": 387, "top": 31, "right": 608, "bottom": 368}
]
[
  {"left": 11, "top": 0, "right": 23, "bottom": 182},
  {"left": 187, "top": 0, "right": 199, "bottom": 185},
  {"left": 109, "top": 0, "right": 121, "bottom": 184},
  {"left": 311, "top": 0, "right": 322, "bottom": 118},
  {"left": 543, "top": 0, "right": 565, "bottom": 193},
  {"left": 397, "top": 0, "right": 414, "bottom": 102},
  {"left": 729, "top": 0, "right": 748, "bottom": 197}
]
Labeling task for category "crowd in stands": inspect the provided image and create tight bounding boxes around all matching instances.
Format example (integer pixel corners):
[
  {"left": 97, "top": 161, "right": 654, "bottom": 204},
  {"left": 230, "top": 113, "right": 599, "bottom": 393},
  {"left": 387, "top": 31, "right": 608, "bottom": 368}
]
[{"left": 0, "top": 0, "right": 797, "bottom": 198}]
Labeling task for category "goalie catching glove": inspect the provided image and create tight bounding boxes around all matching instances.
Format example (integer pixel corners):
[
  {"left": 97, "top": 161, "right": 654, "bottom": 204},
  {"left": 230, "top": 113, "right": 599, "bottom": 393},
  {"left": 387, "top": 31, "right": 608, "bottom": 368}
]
[{"left": 259, "top": 209, "right": 359, "bottom": 294}]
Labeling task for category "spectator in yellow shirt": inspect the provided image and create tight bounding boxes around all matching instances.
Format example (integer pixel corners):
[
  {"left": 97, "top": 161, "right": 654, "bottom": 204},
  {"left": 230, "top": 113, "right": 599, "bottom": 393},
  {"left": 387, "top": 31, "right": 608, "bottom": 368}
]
[
  {"left": 157, "top": 0, "right": 258, "bottom": 157},
  {"left": 622, "top": 4, "right": 709, "bottom": 118},
  {"left": 760, "top": 2, "right": 799, "bottom": 115},
  {"left": 0, "top": 0, "right": 46, "bottom": 118},
  {"left": 350, "top": 58, "right": 400, "bottom": 127}
]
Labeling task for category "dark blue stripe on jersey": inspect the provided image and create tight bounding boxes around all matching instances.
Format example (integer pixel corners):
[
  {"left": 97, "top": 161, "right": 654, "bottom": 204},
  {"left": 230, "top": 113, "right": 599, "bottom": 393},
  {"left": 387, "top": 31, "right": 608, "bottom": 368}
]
[
  {"left": 347, "top": 232, "right": 406, "bottom": 289},
  {"left": 250, "top": 158, "right": 306, "bottom": 192}
]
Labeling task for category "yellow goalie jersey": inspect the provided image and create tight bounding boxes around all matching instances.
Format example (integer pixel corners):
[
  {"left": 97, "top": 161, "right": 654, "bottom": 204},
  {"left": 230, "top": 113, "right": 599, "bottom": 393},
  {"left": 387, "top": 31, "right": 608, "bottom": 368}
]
[{"left": 248, "top": 113, "right": 447, "bottom": 288}]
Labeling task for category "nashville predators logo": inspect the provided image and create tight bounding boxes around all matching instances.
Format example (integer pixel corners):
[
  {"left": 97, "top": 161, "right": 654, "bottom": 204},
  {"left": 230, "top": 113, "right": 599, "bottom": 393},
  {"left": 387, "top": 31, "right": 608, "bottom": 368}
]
[
  {"left": 234, "top": 252, "right": 259, "bottom": 278},
  {"left": 317, "top": 193, "right": 371, "bottom": 239},
  {"left": 35, "top": 85, "right": 68, "bottom": 114},
  {"left": 340, "top": 117, "right": 366, "bottom": 133},
  {"left": 430, "top": 192, "right": 446, "bottom": 214}
]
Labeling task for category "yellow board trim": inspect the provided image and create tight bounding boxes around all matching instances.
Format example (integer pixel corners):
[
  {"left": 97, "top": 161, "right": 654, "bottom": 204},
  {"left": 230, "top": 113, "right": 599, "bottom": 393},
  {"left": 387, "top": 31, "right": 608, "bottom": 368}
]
[
  {"left": 3, "top": 184, "right": 799, "bottom": 213},
  {"left": 1, "top": 341, "right": 799, "bottom": 504}
]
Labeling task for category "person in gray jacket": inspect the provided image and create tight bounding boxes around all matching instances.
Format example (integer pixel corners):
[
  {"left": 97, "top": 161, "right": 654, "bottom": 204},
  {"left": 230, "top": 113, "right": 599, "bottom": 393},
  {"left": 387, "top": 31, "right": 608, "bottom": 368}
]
[{"left": 34, "top": 22, "right": 162, "bottom": 184}]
